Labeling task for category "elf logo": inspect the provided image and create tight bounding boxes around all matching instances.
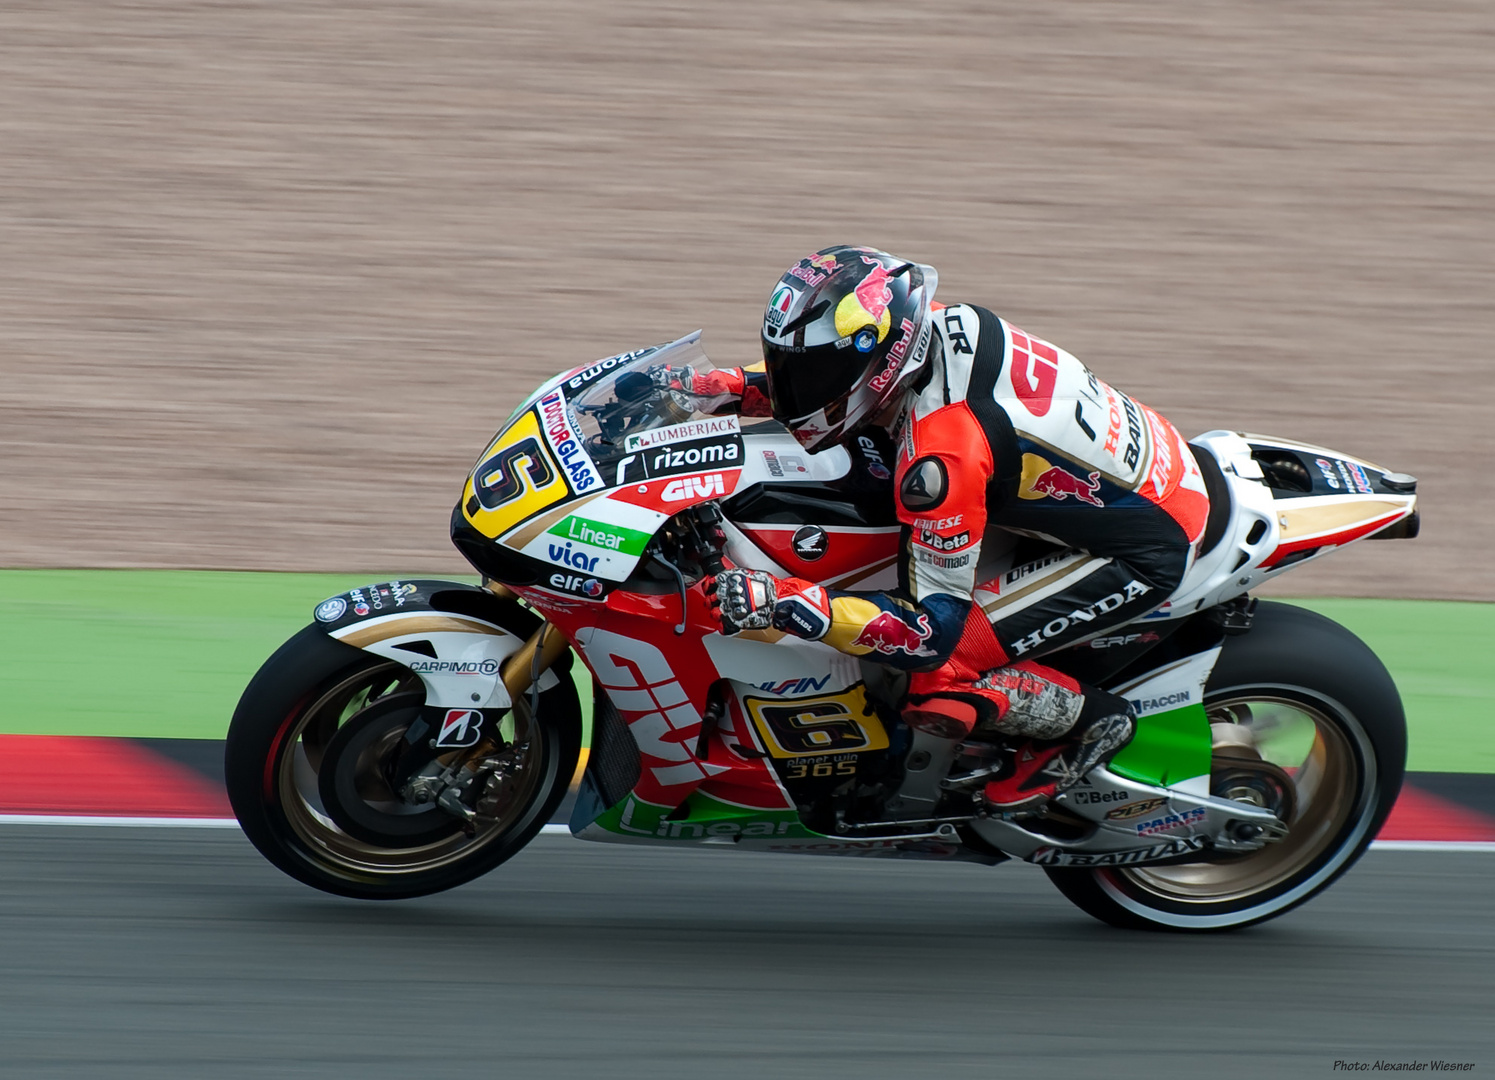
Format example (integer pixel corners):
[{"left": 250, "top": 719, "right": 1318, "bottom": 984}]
[
  {"left": 661, "top": 473, "right": 727, "bottom": 503},
  {"left": 435, "top": 709, "right": 484, "bottom": 748}
]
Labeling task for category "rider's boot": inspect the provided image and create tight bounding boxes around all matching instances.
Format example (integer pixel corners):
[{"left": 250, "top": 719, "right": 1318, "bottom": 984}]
[
  {"left": 978, "top": 691, "right": 1136, "bottom": 815},
  {"left": 906, "top": 660, "right": 1135, "bottom": 816}
]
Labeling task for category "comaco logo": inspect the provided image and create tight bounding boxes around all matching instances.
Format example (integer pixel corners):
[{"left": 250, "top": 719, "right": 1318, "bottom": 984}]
[{"left": 661, "top": 473, "right": 727, "bottom": 502}]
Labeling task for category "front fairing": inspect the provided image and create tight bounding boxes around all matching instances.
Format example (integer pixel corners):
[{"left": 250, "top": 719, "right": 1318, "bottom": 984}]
[{"left": 456, "top": 332, "right": 748, "bottom": 588}]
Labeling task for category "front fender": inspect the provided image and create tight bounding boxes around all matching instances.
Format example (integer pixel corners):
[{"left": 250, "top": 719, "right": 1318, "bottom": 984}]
[{"left": 309, "top": 578, "right": 563, "bottom": 710}]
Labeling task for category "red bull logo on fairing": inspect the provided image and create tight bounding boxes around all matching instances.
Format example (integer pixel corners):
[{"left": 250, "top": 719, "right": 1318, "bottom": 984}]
[
  {"left": 851, "top": 611, "right": 938, "bottom": 658},
  {"left": 1018, "top": 453, "right": 1104, "bottom": 508}
]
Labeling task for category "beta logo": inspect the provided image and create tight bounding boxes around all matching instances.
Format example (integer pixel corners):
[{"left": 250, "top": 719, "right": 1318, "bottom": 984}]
[{"left": 435, "top": 709, "right": 484, "bottom": 748}]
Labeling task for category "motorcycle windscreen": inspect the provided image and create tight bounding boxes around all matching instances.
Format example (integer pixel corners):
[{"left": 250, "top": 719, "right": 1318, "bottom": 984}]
[{"left": 459, "top": 331, "right": 746, "bottom": 582}]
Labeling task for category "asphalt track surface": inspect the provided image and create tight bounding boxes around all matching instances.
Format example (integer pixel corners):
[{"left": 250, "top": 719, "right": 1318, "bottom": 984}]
[{"left": 0, "top": 827, "right": 1489, "bottom": 1079}]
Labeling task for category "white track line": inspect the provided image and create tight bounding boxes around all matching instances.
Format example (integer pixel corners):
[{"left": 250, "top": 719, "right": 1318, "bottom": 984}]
[{"left": 0, "top": 816, "right": 1490, "bottom": 850}]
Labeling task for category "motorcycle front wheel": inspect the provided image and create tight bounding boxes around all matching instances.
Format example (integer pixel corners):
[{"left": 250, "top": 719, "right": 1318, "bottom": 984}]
[
  {"left": 1044, "top": 601, "right": 1406, "bottom": 932},
  {"left": 225, "top": 619, "right": 580, "bottom": 900}
]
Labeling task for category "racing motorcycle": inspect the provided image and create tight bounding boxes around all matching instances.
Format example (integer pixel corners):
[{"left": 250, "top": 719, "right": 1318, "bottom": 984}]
[{"left": 226, "top": 332, "right": 1419, "bottom": 931}]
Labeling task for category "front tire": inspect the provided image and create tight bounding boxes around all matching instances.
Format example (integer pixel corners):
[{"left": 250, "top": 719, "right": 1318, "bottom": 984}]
[
  {"left": 1045, "top": 601, "right": 1406, "bottom": 931},
  {"left": 226, "top": 622, "right": 580, "bottom": 900}
]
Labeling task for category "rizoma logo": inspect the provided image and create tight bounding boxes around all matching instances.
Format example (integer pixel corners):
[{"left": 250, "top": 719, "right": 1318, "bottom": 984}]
[
  {"left": 662, "top": 473, "right": 727, "bottom": 502},
  {"left": 548, "top": 515, "right": 651, "bottom": 556},
  {"left": 649, "top": 442, "right": 739, "bottom": 471},
  {"left": 407, "top": 659, "right": 500, "bottom": 676},
  {"left": 538, "top": 391, "right": 600, "bottom": 492},
  {"left": 565, "top": 349, "right": 651, "bottom": 391}
]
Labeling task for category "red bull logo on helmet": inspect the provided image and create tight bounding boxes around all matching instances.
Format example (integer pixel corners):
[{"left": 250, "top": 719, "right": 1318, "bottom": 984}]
[
  {"left": 789, "top": 252, "right": 841, "bottom": 288},
  {"left": 834, "top": 257, "right": 894, "bottom": 343},
  {"left": 1018, "top": 453, "right": 1105, "bottom": 508},
  {"left": 851, "top": 611, "right": 938, "bottom": 658}
]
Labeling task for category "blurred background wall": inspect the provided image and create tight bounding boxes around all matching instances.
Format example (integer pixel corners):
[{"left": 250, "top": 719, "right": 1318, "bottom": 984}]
[{"left": 1, "top": 0, "right": 1490, "bottom": 598}]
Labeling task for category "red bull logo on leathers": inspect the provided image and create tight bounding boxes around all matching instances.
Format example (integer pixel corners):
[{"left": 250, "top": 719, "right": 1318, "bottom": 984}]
[
  {"left": 834, "top": 258, "right": 894, "bottom": 343},
  {"left": 851, "top": 611, "right": 937, "bottom": 658},
  {"left": 1018, "top": 453, "right": 1105, "bottom": 508}
]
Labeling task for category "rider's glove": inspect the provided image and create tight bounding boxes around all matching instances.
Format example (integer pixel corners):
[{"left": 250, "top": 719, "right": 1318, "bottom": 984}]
[
  {"left": 708, "top": 570, "right": 833, "bottom": 641},
  {"left": 648, "top": 364, "right": 695, "bottom": 394},
  {"left": 708, "top": 568, "right": 777, "bottom": 633}
]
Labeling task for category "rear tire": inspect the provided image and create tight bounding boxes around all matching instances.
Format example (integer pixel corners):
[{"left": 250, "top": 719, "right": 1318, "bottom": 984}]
[
  {"left": 226, "top": 622, "right": 580, "bottom": 900},
  {"left": 1045, "top": 601, "right": 1405, "bottom": 931}
]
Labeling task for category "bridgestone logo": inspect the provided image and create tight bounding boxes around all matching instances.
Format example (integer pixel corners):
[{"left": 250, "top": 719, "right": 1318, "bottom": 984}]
[{"left": 1010, "top": 580, "right": 1152, "bottom": 655}]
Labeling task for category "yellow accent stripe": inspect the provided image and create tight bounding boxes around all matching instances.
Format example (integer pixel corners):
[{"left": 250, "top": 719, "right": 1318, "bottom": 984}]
[
  {"left": 332, "top": 614, "right": 506, "bottom": 649},
  {"left": 1278, "top": 499, "right": 1411, "bottom": 541}
]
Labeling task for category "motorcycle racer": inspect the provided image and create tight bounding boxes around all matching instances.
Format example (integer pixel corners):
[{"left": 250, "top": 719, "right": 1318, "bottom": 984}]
[{"left": 702, "top": 246, "right": 1211, "bottom": 814}]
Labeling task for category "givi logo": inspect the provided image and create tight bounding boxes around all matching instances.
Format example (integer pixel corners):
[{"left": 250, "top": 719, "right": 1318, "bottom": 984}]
[
  {"left": 609, "top": 469, "right": 741, "bottom": 513},
  {"left": 435, "top": 709, "right": 484, "bottom": 748},
  {"left": 661, "top": 473, "right": 727, "bottom": 503},
  {"left": 1009, "top": 326, "right": 1060, "bottom": 417}
]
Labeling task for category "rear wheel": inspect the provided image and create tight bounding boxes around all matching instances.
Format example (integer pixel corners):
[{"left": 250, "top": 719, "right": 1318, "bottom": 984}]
[
  {"left": 1045, "top": 601, "right": 1405, "bottom": 931},
  {"left": 226, "top": 623, "right": 580, "bottom": 900}
]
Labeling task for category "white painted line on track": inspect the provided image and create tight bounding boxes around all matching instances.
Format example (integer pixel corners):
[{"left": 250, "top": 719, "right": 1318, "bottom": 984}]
[
  {"left": 0, "top": 816, "right": 1489, "bottom": 850},
  {"left": 0, "top": 814, "right": 243, "bottom": 828},
  {"left": 0, "top": 814, "right": 575, "bottom": 835}
]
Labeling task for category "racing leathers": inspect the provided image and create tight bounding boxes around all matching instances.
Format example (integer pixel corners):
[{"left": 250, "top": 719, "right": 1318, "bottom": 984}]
[{"left": 705, "top": 305, "right": 1209, "bottom": 766}]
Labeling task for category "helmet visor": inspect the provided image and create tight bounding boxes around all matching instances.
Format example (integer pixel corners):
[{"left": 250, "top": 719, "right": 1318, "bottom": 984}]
[{"left": 761, "top": 340, "right": 864, "bottom": 422}]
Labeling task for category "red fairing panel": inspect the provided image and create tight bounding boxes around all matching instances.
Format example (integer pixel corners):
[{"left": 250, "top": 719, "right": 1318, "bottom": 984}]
[
  {"left": 533, "top": 587, "right": 794, "bottom": 812},
  {"left": 735, "top": 525, "right": 901, "bottom": 585}
]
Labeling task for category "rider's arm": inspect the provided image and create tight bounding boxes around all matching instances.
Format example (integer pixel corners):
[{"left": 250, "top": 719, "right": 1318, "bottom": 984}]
[{"left": 717, "top": 404, "right": 993, "bottom": 671}]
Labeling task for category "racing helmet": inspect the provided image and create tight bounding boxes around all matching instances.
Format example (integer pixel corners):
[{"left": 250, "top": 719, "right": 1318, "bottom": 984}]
[{"left": 760, "top": 245, "right": 938, "bottom": 452}]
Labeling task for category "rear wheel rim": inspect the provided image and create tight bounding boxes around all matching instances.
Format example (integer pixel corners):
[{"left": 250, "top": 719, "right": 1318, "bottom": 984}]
[
  {"left": 1111, "top": 691, "right": 1372, "bottom": 907},
  {"left": 275, "top": 661, "right": 548, "bottom": 878}
]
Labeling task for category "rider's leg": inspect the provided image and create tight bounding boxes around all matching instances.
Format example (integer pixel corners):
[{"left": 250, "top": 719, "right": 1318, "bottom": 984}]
[{"left": 906, "top": 518, "right": 1195, "bottom": 811}]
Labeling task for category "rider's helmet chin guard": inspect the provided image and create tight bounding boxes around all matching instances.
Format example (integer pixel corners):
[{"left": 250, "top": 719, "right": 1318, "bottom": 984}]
[{"left": 761, "top": 245, "right": 938, "bottom": 453}]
